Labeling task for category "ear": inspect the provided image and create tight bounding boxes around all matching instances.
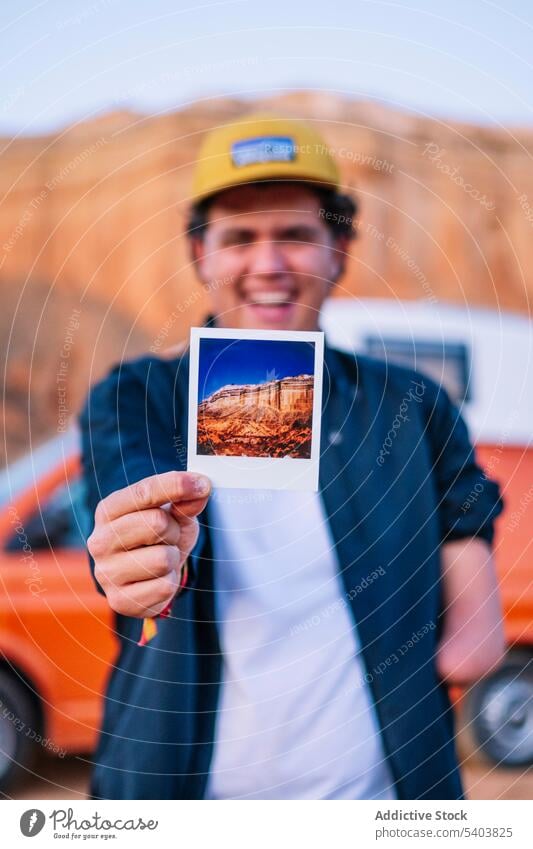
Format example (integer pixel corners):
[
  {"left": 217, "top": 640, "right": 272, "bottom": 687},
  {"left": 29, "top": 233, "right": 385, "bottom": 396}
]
[
  {"left": 189, "top": 235, "right": 211, "bottom": 288},
  {"left": 189, "top": 235, "right": 204, "bottom": 266},
  {"left": 331, "top": 234, "right": 351, "bottom": 282}
]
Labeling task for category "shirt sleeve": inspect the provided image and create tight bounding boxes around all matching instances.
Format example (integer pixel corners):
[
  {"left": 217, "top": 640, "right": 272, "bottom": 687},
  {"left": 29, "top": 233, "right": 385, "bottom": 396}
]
[
  {"left": 422, "top": 378, "right": 504, "bottom": 546},
  {"left": 78, "top": 357, "right": 197, "bottom": 598}
]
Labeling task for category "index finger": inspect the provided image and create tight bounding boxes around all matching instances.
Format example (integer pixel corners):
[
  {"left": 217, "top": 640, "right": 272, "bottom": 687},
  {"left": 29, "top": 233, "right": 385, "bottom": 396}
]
[{"left": 95, "top": 471, "right": 211, "bottom": 523}]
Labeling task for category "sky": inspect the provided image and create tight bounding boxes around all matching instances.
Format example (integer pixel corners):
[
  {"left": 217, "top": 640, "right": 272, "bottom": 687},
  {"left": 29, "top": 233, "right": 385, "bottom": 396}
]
[
  {"left": 2, "top": 0, "right": 533, "bottom": 136},
  {"left": 198, "top": 338, "right": 315, "bottom": 400}
]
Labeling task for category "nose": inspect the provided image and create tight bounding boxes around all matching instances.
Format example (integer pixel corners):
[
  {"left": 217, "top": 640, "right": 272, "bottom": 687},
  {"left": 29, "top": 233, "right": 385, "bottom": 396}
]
[{"left": 246, "top": 238, "right": 288, "bottom": 277}]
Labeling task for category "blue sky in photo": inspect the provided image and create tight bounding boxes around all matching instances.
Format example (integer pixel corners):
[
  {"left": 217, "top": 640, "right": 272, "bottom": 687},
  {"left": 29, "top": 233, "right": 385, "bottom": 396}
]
[
  {"left": 198, "top": 337, "right": 315, "bottom": 401},
  {"left": 2, "top": 1, "right": 533, "bottom": 135}
]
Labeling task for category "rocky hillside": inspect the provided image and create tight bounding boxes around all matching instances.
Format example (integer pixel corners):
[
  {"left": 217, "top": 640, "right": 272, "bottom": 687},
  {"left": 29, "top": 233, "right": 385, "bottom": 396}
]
[
  {"left": 197, "top": 375, "right": 313, "bottom": 458},
  {"left": 1, "top": 92, "right": 532, "bottom": 463},
  {"left": 201, "top": 375, "right": 314, "bottom": 414}
]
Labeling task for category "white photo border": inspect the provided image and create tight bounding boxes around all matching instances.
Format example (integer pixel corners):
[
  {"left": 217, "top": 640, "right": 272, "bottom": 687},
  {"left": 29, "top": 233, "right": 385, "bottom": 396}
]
[{"left": 187, "top": 326, "right": 324, "bottom": 490}]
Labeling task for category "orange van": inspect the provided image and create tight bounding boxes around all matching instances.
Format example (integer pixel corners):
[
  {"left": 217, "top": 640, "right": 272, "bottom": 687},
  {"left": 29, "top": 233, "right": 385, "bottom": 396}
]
[{"left": 0, "top": 441, "right": 116, "bottom": 790}]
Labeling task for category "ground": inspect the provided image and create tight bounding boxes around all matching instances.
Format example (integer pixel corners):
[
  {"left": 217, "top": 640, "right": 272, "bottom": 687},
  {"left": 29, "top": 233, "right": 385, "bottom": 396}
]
[
  {"left": 4, "top": 700, "right": 531, "bottom": 800},
  {"left": 5, "top": 755, "right": 533, "bottom": 801}
]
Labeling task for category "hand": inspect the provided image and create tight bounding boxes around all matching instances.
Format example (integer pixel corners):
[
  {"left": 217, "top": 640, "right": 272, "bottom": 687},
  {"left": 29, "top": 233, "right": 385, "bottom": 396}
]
[{"left": 87, "top": 471, "right": 211, "bottom": 618}]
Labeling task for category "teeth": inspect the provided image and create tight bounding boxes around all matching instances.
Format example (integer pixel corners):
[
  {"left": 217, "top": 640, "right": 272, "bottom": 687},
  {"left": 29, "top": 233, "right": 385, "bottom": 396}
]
[{"left": 249, "top": 291, "right": 292, "bottom": 304}]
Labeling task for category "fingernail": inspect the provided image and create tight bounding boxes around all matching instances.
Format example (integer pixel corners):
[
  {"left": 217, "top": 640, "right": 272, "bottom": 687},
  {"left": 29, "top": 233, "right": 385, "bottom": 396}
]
[{"left": 192, "top": 475, "right": 210, "bottom": 496}]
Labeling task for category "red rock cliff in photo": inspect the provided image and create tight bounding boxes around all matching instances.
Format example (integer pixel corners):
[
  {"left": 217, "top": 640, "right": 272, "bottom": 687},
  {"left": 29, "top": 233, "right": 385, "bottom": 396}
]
[{"left": 197, "top": 375, "right": 314, "bottom": 458}]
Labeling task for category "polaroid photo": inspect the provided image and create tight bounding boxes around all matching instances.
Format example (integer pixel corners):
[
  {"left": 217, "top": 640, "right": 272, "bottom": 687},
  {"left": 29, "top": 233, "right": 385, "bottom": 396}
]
[{"left": 187, "top": 326, "right": 324, "bottom": 490}]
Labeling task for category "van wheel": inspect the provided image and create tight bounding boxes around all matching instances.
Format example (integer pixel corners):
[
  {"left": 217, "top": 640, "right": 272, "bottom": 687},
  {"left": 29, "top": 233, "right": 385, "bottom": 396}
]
[
  {"left": 466, "top": 655, "right": 533, "bottom": 766},
  {"left": 0, "top": 670, "right": 40, "bottom": 791}
]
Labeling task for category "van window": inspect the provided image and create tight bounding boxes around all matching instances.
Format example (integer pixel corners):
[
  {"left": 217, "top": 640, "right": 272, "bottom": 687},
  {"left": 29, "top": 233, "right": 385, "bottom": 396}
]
[
  {"left": 5, "top": 478, "right": 90, "bottom": 552},
  {"left": 364, "top": 336, "right": 471, "bottom": 405}
]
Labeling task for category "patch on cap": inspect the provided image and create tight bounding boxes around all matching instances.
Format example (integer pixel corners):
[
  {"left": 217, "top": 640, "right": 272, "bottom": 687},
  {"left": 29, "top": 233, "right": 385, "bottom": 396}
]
[{"left": 231, "top": 136, "right": 296, "bottom": 168}]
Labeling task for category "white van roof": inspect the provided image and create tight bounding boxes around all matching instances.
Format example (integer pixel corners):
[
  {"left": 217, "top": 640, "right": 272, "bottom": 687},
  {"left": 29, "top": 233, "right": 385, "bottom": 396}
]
[{"left": 320, "top": 298, "right": 532, "bottom": 446}]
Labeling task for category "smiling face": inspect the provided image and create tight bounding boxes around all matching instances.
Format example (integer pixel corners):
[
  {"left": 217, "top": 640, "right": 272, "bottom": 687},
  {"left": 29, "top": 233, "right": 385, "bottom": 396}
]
[{"left": 190, "top": 183, "right": 348, "bottom": 331}]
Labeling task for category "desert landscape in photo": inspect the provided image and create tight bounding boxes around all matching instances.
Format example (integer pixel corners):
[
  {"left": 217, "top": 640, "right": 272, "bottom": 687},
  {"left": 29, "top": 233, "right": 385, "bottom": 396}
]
[{"left": 197, "top": 373, "right": 314, "bottom": 458}]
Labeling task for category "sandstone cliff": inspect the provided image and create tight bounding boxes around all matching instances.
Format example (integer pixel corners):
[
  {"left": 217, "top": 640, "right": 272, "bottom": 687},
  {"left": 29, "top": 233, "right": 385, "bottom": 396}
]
[
  {"left": 201, "top": 374, "right": 314, "bottom": 414},
  {"left": 197, "top": 375, "right": 313, "bottom": 458}
]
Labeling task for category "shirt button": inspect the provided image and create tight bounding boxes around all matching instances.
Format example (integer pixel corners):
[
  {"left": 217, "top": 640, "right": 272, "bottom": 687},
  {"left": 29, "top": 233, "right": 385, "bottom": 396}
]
[{"left": 328, "top": 430, "right": 344, "bottom": 445}]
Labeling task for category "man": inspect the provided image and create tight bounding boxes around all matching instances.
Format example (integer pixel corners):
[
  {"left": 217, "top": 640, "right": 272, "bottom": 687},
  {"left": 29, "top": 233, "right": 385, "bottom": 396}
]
[{"left": 80, "top": 113, "right": 505, "bottom": 800}]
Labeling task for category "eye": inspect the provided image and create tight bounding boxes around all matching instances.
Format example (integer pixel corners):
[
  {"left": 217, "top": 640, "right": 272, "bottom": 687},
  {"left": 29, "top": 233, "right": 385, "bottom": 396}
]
[
  {"left": 278, "top": 227, "right": 318, "bottom": 243},
  {"left": 220, "top": 230, "right": 254, "bottom": 247}
]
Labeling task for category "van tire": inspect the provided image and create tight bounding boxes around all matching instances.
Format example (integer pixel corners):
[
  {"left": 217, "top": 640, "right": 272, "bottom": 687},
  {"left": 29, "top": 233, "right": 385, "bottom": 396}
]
[
  {"left": 0, "top": 670, "right": 40, "bottom": 791},
  {"left": 466, "top": 653, "right": 533, "bottom": 767}
]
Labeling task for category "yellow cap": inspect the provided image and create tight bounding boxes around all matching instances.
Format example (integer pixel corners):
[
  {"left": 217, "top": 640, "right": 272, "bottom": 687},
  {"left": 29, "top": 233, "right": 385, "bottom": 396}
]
[{"left": 191, "top": 112, "right": 340, "bottom": 202}]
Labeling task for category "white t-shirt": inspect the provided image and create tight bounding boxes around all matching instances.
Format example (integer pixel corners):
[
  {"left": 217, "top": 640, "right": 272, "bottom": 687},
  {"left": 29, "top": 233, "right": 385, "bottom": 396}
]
[{"left": 203, "top": 487, "right": 397, "bottom": 800}]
